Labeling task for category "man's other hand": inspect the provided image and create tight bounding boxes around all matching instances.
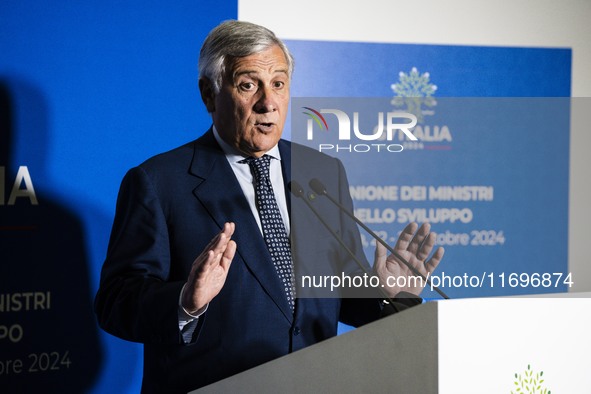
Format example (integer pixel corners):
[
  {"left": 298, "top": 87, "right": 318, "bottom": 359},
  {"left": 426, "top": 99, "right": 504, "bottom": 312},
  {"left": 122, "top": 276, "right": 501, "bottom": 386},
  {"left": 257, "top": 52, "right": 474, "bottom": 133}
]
[{"left": 374, "top": 222, "right": 444, "bottom": 297}]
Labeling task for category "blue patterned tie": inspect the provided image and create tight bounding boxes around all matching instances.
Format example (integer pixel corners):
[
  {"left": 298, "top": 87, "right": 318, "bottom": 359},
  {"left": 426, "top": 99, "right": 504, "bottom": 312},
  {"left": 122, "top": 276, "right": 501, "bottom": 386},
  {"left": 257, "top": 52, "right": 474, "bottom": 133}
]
[{"left": 243, "top": 155, "right": 295, "bottom": 312}]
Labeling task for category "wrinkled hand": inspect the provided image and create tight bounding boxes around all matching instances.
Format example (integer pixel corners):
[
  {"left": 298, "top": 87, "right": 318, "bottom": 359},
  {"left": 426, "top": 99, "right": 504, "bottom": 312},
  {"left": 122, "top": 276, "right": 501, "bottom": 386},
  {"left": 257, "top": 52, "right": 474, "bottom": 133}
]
[
  {"left": 181, "top": 222, "right": 237, "bottom": 314},
  {"left": 373, "top": 222, "right": 444, "bottom": 297}
]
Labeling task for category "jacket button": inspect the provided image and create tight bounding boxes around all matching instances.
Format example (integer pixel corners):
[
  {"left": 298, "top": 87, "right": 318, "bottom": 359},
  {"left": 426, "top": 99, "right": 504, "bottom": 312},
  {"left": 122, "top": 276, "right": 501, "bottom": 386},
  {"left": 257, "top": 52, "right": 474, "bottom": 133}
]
[{"left": 293, "top": 326, "right": 301, "bottom": 336}]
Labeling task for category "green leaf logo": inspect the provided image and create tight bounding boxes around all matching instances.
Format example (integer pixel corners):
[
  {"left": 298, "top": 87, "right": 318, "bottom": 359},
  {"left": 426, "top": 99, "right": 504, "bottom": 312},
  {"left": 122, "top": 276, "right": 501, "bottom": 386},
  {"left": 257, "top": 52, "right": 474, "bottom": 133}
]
[{"left": 511, "top": 364, "right": 551, "bottom": 394}]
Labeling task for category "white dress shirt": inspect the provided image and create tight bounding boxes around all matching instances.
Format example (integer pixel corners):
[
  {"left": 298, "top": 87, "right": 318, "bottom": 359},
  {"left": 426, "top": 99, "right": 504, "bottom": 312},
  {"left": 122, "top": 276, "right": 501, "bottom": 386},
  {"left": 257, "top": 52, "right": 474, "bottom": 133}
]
[{"left": 211, "top": 126, "right": 290, "bottom": 235}]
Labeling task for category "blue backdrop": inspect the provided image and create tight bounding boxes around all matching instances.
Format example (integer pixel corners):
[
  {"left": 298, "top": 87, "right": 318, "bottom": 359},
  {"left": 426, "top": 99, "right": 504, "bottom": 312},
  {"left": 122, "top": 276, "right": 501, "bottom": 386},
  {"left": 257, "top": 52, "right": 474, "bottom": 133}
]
[{"left": 1, "top": 2, "right": 237, "bottom": 392}]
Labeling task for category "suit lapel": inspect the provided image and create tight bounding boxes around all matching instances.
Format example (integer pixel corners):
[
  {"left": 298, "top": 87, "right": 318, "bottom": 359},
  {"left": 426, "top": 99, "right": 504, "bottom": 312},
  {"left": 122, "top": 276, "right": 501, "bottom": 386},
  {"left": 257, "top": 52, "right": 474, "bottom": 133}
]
[
  {"left": 278, "top": 140, "right": 292, "bottom": 216},
  {"left": 279, "top": 141, "right": 329, "bottom": 321},
  {"left": 189, "top": 130, "right": 294, "bottom": 323},
  {"left": 279, "top": 140, "right": 312, "bottom": 319}
]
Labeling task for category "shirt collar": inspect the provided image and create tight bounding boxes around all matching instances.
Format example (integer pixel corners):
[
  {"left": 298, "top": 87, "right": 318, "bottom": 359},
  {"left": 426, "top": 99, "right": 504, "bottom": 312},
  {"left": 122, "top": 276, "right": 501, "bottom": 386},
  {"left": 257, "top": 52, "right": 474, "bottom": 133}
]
[{"left": 212, "top": 125, "right": 281, "bottom": 163}]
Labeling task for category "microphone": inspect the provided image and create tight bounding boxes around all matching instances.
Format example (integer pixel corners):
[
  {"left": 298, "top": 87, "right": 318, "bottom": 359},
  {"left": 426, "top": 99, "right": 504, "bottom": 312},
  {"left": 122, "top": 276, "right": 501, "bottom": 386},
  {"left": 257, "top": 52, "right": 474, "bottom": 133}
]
[
  {"left": 309, "top": 178, "right": 450, "bottom": 300},
  {"left": 288, "top": 181, "right": 401, "bottom": 312}
]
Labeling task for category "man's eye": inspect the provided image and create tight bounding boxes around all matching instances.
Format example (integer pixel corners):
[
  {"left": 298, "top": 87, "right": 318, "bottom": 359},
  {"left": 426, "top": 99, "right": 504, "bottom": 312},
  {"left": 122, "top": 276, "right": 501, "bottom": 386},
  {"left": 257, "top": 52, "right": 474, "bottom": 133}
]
[
  {"left": 273, "top": 81, "right": 285, "bottom": 89},
  {"left": 240, "top": 82, "right": 256, "bottom": 91}
]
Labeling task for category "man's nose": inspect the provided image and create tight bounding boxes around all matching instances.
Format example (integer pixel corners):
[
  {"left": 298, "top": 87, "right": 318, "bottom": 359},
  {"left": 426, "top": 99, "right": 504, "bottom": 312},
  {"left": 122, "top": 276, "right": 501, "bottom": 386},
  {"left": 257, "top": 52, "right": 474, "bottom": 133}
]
[{"left": 253, "top": 86, "right": 277, "bottom": 113}]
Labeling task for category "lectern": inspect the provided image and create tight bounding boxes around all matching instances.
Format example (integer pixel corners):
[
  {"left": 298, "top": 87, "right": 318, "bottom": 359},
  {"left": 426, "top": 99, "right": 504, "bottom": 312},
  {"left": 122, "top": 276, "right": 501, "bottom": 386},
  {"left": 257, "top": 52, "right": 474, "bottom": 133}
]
[{"left": 194, "top": 293, "right": 591, "bottom": 393}]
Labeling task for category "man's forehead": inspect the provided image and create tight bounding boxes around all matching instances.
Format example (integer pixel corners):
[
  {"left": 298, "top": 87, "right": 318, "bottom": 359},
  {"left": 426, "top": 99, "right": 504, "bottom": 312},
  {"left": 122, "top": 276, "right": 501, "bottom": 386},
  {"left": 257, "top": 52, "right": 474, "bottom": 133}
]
[{"left": 226, "top": 46, "right": 289, "bottom": 76}]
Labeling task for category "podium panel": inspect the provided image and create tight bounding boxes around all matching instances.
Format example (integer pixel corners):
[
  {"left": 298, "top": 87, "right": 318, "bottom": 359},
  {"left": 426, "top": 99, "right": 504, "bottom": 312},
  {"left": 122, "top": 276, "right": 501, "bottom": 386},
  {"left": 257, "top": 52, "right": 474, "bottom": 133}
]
[
  {"left": 439, "top": 296, "right": 591, "bottom": 393},
  {"left": 196, "top": 303, "right": 438, "bottom": 393},
  {"left": 194, "top": 294, "right": 591, "bottom": 393}
]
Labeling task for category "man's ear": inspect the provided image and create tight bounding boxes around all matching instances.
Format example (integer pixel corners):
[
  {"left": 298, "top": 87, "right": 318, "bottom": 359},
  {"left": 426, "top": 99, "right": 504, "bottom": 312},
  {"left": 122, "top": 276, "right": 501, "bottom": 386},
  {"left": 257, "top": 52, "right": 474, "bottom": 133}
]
[{"left": 199, "top": 77, "right": 216, "bottom": 113}]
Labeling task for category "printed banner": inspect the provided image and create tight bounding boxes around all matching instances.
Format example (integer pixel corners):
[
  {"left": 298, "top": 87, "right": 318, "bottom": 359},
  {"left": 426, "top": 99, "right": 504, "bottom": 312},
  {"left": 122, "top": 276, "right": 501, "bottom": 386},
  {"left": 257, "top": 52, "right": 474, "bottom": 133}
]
[
  {"left": 287, "top": 40, "right": 571, "bottom": 299},
  {"left": 291, "top": 97, "right": 571, "bottom": 298}
]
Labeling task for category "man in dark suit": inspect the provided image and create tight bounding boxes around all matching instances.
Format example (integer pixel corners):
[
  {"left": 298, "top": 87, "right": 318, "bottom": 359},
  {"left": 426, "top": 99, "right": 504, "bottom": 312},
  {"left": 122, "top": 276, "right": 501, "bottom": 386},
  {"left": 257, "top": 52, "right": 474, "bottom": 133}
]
[{"left": 95, "top": 20, "right": 444, "bottom": 393}]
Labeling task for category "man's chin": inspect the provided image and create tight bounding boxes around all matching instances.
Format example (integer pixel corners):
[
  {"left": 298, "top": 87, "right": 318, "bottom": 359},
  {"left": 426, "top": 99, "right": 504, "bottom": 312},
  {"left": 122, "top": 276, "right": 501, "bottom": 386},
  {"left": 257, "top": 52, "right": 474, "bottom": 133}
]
[{"left": 242, "top": 142, "right": 280, "bottom": 158}]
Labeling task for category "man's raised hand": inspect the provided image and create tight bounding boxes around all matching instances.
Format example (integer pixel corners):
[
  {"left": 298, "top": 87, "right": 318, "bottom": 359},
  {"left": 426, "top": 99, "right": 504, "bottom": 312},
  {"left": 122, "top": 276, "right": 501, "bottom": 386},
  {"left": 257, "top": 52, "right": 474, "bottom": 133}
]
[{"left": 181, "top": 222, "right": 237, "bottom": 314}]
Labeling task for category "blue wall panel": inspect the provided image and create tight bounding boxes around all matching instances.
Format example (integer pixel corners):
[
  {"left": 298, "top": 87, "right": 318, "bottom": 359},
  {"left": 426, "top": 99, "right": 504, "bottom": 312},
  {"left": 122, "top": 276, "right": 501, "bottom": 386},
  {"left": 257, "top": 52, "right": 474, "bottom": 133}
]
[{"left": 0, "top": 2, "right": 237, "bottom": 392}]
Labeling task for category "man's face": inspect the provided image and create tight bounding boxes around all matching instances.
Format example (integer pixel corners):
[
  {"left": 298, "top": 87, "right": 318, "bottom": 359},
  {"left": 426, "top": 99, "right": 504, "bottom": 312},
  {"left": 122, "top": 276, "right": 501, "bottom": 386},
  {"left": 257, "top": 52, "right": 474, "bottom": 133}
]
[{"left": 203, "top": 45, "right": 290, "bottom": 158}]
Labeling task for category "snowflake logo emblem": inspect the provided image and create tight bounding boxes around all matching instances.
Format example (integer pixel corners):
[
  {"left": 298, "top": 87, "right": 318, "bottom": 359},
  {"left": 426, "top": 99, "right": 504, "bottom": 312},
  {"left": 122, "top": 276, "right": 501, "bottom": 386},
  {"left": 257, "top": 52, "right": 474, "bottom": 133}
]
[{"left": 391, "top": 67, "right": 437, "bottom": 123}]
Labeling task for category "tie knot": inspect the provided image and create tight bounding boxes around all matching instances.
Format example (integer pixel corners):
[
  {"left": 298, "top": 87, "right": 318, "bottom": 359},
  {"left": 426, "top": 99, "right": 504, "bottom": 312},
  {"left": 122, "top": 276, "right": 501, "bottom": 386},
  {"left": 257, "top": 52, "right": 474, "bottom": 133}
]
[{"left": 242, "top": 155, "right": 272, "bottom": 182}]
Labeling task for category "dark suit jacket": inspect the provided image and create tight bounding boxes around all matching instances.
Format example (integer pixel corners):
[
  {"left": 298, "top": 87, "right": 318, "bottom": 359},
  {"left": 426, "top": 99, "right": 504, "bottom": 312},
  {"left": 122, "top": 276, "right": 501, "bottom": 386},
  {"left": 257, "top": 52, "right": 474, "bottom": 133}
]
[{"left": 95, "top": 130, "right": 385, "bottom": 393}]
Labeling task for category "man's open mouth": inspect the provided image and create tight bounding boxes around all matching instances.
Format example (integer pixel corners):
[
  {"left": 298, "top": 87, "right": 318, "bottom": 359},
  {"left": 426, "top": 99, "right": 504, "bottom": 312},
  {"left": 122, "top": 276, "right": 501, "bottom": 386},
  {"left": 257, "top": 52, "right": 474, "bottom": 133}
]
[{"left": 256, "top": 122, "right": 274, "bottom": 131}]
